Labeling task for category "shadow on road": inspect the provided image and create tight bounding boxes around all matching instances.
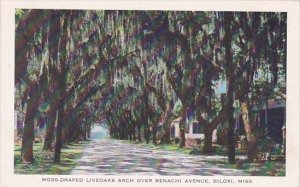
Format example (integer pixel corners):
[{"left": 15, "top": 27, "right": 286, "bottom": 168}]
[{"left": 71, "top": 133, "right": 248, "bottom": 176}]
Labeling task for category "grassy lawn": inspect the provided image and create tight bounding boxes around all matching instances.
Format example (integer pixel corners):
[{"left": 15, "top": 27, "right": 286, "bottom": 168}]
[
  {"left": 135, "top": 141, "right": 192, "bottom": 154},
  {"left": 123, "top": 140, "right": 285, "bottom": 176},
  {"left": 124, "top": 140, "right": 245, "bottom": 155},
  {"left": 204, "top": 157, "right": 285, "bottom": 176},
  {"left": 14, "top": 140, "right": 89, "bottom": 175}
]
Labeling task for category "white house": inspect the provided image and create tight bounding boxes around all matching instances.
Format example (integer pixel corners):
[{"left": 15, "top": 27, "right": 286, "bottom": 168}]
[{"left": 170, "top": 117, "right": 205, "bottom": 141}]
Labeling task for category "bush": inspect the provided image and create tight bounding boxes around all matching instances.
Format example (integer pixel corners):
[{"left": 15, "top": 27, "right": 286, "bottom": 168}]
[{"left": 195, "top": 138, "right": 202, "bottom": 144}]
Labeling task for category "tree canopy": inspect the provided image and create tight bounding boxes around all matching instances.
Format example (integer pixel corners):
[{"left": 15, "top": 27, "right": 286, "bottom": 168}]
[{"left": 15, "top": 9, "right": 286, "bottom": 164}]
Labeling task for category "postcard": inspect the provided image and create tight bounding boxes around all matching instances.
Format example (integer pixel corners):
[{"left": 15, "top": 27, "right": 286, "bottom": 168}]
[{"left": 0, "top": 1, "right": 299, "bottom": 187}]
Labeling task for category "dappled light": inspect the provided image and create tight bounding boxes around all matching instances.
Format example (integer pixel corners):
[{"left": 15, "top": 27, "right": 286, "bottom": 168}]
[
  {"left": 14, "top": 9, "right": 286, "bottom": 176},
  {"left": 71, "top": 139, "right": 247, "bottom": 176}
]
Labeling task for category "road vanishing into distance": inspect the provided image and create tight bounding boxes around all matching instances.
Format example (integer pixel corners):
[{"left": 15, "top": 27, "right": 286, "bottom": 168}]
[{"left": 71, "top": 126, "right": 248, "bottom": 176}]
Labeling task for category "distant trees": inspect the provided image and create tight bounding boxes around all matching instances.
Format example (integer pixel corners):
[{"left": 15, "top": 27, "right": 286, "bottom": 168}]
[{"left": 15, "top": 10, "right": 286, "bottom": 164}]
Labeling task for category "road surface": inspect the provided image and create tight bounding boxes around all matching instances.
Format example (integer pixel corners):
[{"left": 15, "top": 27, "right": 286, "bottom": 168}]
[{"left": 71, "top": 126, "right": 248, "bottom": 176}]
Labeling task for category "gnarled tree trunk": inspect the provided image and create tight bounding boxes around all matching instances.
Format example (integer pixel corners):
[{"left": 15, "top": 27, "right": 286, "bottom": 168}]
[
  {"left": 203, "top": 126, "right": 214, "bottom": 153},
  {"left": 21, "top": 80, "right": 40, "bottom": 163},
  {"left": 43, "top": 107, "right": 57, "bottom": 150},
  {"left": 179, "top": 108, "right": 187, "bottom": 148},
  {"left": 54, "top": 11, "right": 69, "bottom": 163},
  {"left": 241, "top": 101, "right": 258, "bottom": 162},
  {"left": 224, "top": 12, "right": 236, "bottom": 164},
  {"left": 159, "top": 103, "right": 177, "bottom": 144}
]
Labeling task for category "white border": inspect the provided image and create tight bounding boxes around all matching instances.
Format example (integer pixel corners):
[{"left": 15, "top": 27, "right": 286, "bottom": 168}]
[{"left": 1, "top": 1, "right": 299, "bottom": 187}]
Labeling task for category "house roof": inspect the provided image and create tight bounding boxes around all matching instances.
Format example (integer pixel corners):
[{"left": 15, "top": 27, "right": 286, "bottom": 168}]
[
  {"left": 171, "top": 117, "right": 199, "bottom": 124},
  {"left": 173, "top": 117, "right": 181, "bottom": 122},
  {"left": 252, "top": 99, "right": 286, "bottom": 111}
]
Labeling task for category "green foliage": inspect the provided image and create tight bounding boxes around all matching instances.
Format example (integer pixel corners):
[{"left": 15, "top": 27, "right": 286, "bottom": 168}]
[
  {"left": 173, "top": 100, "right": 183, "bottom": 115},
  {"left": 14, "top": 141, "right": 88, "bottom": 174},
  {"left": 15, "top": 10, "right": 286, "bottom": 166},
  {"left": 15, "top": 9, "right": 25, "bottom": 24}
]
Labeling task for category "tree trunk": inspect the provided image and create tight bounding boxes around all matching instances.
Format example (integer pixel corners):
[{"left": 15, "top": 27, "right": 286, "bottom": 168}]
[
  {"left": 227, "top": 98, "right": 236, "bottom": 164},
  {"left": 137, "top": 124, "right": 142, "bottom": 142},
  {"left": 129, "top": 123, "right": 134, "bottom": 141},
  {"left": 129, "top": 128, "right": 132, "bottom": 141},
  {"left": 83, "top": 124, "right": 87, "bottom": 141},
  {"left": 43, "top": 108, "right": 57, "bottom": 150},
  {"left": 144, "top": 126, "right": 150, "bottom": 144},
  {"left": 44, "top": 10, "right": 61, "bottom": 150},
  {"left": 159, "top": 102, "right": 177, "bottom": 144},
  {"left": 21, "top": 107, "right": 35, "bottom": 162},
  {"left": 62, "top": 119, "right": 70, "bottom": 144},
  {"left": 132, "top": 124, "right": 136, "bottom": 141},
  {"left": 53, "top": 11, "right": 69, "bottom": 163},
  {"left": 224, "top": 12, "right": 235, "bottom": 164},
  {"left": 179, "top": 109, "right": 187, "bottom": 148},
  {"left": 160, "top": 125, "right": 171, "bottom": 144},
  {"left": 179, "top": 127, "right": 185, "bottom": 148},
  {"left": 152, "top": 124, "right": 157, "bottom": 145},
  {"left": 21, "top": 80, "right": 40, "bottom": 163},
  {"left": 241, "top": 101, "right": 257, "bottom": 162},
  {"left": 226, "top": 84, "right": 235, "bottom": 164},
  {"left": 21, "top": 100, "right": 36, "bottom": 162},
  {"left": 203, "top": 126, "right": 214, "bottom": 153},
  {"left": 54, "top": 98, "right": 65, "bottom": 163},
  {"left": 264, "top": 100, "right": 268, "bottom": 135},
  {"left": 87, "top": 125, "right": 91, "bottom": 138},
  {"left": 110, "top": 124, "right": 115, "bottom": 138}
]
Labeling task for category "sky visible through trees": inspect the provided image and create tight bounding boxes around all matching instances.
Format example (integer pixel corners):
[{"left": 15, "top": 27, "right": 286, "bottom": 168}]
[{"left": 14, "top": 9, "right": 286, "bottom": 172}]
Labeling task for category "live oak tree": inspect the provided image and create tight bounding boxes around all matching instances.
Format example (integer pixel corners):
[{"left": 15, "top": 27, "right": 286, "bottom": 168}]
[
  {"left": 230, "top": 12, "right": 287, "bottom": 162},
  {"left": 15, "top": 9, "right": 286, "bottom": 164}
]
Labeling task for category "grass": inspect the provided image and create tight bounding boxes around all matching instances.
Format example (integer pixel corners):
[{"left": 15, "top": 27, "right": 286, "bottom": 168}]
[
  {"left": 141, "top": 141, "right": 192, "bottom": 154},
  {"left": 127, "top": 140, "right": 247, "bottom": 156},
  {"left": 14, "top": 140, "right": 89, "bottom": 175},
  {"left": 123, "top": 139, "right": 285, "bottom": 176},
  {"left": 204, "top": 157, "right": 285, "bottom": 176},
  {"left": 122, "top": 140, "right": 192, "bottom": 154}
]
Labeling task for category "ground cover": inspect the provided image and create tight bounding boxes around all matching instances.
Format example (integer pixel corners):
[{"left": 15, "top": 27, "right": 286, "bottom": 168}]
[
  {"left": 124, "top": 140, "right": 285, "bottom": 176},
  {"left": 14, "top": 140, "right": 89, "bottom": 174}
]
